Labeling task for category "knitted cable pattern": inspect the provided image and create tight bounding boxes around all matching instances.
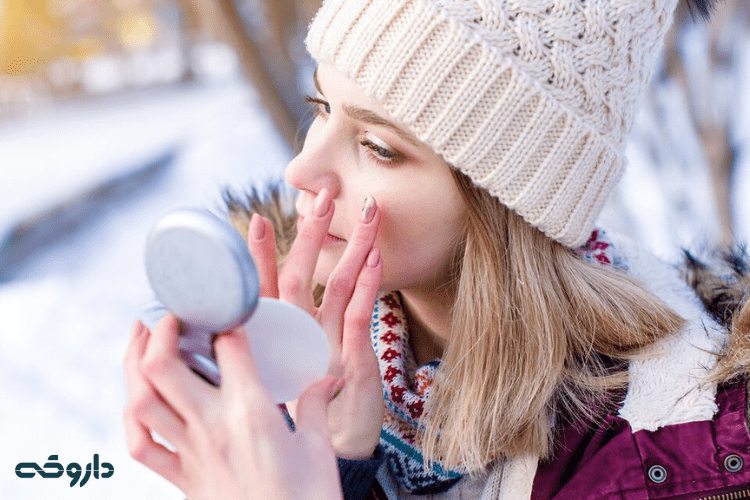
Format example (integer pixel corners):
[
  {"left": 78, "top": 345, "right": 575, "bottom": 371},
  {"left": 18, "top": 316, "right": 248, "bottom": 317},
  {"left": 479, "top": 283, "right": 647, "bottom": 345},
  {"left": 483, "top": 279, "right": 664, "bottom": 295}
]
[{"left": 306, "top": 0, "right": 678, "bottom": 247}]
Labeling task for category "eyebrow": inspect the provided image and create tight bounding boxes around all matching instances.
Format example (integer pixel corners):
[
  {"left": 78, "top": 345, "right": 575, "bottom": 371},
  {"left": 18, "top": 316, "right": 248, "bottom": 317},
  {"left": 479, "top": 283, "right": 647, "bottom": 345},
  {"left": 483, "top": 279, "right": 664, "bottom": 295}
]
[{"left": 313, "top": 68, "right": 422, "bottom": 148}]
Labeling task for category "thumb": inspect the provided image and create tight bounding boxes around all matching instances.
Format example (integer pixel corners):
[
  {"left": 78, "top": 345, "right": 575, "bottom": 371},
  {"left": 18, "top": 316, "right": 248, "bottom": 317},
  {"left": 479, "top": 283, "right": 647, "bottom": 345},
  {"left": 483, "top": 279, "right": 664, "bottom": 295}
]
[{"left": 294, "top": 376, "right": 344, "bottom": 436}]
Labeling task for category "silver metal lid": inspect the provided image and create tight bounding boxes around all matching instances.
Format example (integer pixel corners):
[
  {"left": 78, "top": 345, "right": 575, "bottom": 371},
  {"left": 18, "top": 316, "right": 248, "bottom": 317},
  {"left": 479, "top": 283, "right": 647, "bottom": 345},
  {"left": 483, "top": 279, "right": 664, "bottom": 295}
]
[{"left": 145, "top": 209, "right": 259, "bottom": 331}]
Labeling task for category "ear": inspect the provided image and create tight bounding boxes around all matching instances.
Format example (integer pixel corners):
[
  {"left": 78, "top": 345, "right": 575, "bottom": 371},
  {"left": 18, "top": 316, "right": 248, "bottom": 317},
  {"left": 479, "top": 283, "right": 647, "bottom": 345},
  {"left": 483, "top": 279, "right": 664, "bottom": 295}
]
[{"left": 685, "top": 0, "right": 719, "bottom": 20}]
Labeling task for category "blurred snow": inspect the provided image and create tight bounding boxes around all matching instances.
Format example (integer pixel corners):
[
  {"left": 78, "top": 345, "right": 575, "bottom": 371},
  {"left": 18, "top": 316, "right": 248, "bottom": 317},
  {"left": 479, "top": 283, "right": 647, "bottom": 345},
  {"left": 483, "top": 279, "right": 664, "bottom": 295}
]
[
  {"left": 600, "top": 78, "right": 723, "bottom": 260},
  {"left": 0, "top": 77, "right": 290, "bottom": 499},
  {"left": 601, "top": 30, "right": 750, "bottom": 260}
]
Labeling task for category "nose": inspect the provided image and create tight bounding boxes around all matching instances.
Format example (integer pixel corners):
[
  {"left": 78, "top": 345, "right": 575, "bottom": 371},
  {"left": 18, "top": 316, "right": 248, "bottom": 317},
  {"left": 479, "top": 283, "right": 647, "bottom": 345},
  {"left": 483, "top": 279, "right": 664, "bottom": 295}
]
[{"left": 285, "top": 123, "right": 342, "bottom": 199}]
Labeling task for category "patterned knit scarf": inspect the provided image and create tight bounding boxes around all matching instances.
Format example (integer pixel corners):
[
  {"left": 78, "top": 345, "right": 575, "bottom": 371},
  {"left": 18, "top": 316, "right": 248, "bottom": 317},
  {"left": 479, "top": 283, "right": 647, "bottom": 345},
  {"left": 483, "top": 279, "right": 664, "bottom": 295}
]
[
  {"left": 369, "top": 229, "right": 615, "bottom": 494},
  {"left": 370, "top": 291, "right": 463, "bottom": 494}
]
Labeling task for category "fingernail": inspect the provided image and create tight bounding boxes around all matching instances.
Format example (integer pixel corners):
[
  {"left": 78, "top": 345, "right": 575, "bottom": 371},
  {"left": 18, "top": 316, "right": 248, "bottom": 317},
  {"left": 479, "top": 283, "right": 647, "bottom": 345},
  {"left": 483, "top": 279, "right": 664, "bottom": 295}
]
[
  {"left": 330, "top": 378, "right": 345, "bottom": 400},
  {"left": 367, "top": 247, "right": 380, "bottom": 267},
  {"left": 314, "top": 189, "right": 332, "bottom": 217},
  {"left": 250, "top": 213, "right": 265, "bottom": 240},
  {"left": 361, "top": 196, "right": 376, "bottom": 223}
]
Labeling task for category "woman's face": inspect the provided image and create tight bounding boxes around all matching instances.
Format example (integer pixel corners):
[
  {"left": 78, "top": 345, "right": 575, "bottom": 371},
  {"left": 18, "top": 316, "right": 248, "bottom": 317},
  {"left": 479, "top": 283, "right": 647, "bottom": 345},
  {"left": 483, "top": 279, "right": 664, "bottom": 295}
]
[{"left": 285, "top": 63, "right": 467, "bottom": 292}]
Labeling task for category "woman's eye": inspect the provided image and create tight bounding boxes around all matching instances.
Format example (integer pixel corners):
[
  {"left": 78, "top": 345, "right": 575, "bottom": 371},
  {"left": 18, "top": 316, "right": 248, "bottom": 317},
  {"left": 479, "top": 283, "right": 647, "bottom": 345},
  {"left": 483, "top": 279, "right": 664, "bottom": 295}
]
[
  {"left": 363, "top": 140, "right": 394, "bottom": 159},
  {"left": 305, "top": 96, "right": 330, "bottom": 116},
  {"left": 361, "top": 138, "right": 403, "bottom": 164}
]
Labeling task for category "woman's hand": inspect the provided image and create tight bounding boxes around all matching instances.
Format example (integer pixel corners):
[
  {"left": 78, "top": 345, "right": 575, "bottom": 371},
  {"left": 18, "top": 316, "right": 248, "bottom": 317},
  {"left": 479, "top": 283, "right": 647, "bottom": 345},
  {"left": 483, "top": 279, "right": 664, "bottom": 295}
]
[
  {"left": 247, "top": 189, "right": 385, "bottom": 459},
  {"left": 123, "top": 316, "right": 344, "bottom": 500}
]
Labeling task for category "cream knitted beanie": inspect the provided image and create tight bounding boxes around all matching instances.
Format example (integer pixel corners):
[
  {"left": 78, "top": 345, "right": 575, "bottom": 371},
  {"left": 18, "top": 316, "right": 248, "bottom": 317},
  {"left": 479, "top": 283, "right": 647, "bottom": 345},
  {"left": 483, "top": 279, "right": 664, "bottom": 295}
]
[{"left": 306, "top": 0, "right": 678, "bottom": 247}]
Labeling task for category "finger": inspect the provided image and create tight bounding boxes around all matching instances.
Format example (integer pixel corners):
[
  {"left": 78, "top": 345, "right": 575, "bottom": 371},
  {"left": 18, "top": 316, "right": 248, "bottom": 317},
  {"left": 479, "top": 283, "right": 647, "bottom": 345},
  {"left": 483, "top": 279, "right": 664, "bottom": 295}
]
[
  {"left": 214, "top": 327, "right": 278, "bottom": 419},
  {"left": 319, "top": 197, "right": 380, "bottom": 336},
  {"left": 247, "top": 214, "right": 279, "bottom": 298},
  {"left": 124, "top": 320, "right": 187, "bottom": 448},
  {"left": 341, "top": 247, "right": 382, "bottom": 356},
  {"left": 124, "top": 319, "right": 149, "bottom": 382},
  {"left": 140, "top": 314, "right": 216, "bottom": 422},
  {"left": 123, "top": 411, "right": 182, "bottom": 487},
  {"left": 294, "top": 376, "right": 343, "bottom": 438},
  {"left": 278, "top": 188, "right": 334, "bottom": 311},
  {"left": 125, "top": 320, "right": 159, "bottom": 403}
]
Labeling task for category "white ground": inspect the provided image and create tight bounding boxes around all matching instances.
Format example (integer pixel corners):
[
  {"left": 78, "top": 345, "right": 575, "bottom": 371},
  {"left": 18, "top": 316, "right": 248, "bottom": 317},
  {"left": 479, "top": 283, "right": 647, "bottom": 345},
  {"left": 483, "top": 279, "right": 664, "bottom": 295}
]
[{"left": 0, "top": 77, "right": 290, "bottom": 499}]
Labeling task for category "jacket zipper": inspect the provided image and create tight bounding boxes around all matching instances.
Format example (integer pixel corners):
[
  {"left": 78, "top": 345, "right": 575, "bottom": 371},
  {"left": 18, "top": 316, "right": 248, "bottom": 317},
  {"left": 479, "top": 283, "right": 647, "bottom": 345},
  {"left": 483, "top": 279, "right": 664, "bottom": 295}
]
[{"left": 696, "top": 486, "right": 750, "bottom": 500}]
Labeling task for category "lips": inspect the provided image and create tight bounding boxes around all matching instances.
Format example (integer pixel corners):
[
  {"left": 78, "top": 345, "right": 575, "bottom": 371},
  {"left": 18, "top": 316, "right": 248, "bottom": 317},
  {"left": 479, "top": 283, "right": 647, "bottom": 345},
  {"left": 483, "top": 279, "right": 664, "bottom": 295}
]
[{"left": 324, "top": 233, "right": 346, "bottom": 244}]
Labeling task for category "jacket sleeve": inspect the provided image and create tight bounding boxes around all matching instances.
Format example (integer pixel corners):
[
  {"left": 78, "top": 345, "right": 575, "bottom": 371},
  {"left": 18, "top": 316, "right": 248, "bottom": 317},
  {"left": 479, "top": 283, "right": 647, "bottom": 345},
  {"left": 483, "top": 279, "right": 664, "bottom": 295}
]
[{"left": 339, "top": 445, "right": 385, "bottom": 500}]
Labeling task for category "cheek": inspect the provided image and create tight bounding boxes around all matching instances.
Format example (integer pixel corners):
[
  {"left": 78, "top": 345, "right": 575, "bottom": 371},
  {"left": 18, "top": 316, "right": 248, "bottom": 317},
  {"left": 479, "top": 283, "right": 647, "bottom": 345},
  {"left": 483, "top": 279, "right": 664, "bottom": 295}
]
[{"left": 375, "top": 204, "right": 464, "bottom": 290}]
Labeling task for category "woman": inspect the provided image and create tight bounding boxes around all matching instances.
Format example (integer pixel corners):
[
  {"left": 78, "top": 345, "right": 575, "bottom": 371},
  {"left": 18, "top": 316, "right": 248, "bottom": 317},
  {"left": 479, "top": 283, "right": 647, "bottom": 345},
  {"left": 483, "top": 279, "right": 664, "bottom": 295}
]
[{"left": 123, "top": 0, "right": 750, "bottom": 498}]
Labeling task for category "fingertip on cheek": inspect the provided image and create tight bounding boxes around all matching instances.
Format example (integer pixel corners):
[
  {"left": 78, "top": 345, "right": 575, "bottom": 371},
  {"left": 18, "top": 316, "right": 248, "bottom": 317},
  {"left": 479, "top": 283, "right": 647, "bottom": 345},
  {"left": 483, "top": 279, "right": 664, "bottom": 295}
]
[
  {"left": 361, "top": 196, "right": 376, "bottom": 223},
  {"left": 314, "top": 188, "right": 333, "bottom": 217},
  {"left": 366, "top": 247, "right": 381, "bottom": 267}
]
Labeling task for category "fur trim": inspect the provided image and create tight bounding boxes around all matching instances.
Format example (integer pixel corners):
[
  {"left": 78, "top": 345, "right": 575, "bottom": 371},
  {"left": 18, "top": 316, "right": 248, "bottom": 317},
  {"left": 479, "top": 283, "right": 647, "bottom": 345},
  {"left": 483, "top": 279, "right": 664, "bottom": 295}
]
[
  {"left": 223, "top": 183, "right": 298, "bottom": 264},
  {"left": 681, "top": 247, "right": 750, "bottom": 328},
  {"left": 609, "top": 233, "right": 726, "bottom": 431},
  {"left": 492, "top": 455, "right": 537, "bottom": 500},
  {"left": 685, "top": 0, "right": 719, "bottom": 19},
  {"left": 681, "top": 246, "right": 750, "bottom": 384}
]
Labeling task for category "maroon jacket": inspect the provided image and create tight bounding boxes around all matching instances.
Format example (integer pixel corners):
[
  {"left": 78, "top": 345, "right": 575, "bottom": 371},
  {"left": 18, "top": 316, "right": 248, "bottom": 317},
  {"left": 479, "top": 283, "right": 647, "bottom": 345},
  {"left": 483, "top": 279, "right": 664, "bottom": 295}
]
[
  {"left": 533, "top": 380, "right": 750, "bottom": 499},
  {"left": 340, "top": 232, "right": 750, "bottom": 500}
]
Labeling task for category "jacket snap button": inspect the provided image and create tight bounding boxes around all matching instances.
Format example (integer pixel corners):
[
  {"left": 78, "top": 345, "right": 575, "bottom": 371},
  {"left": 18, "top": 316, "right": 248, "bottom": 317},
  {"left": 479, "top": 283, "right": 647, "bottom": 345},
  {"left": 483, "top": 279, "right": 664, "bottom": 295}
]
[
  {"left": 647, "top": 465, "right": 667, "bottom": 483},
  {"left": 724, "top": 454, "right": 743, "bottom": 473}
]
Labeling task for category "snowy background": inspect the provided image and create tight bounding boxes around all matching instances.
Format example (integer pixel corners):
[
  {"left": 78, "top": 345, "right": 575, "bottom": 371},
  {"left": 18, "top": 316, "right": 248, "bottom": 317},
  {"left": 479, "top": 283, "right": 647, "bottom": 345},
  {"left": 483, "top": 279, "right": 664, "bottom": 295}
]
[
  {"left": 0, "top": 62, "right": 291, "bottom": 497},
  {"left": 1, "top": 19, "right": 750, "bottom": 500}
]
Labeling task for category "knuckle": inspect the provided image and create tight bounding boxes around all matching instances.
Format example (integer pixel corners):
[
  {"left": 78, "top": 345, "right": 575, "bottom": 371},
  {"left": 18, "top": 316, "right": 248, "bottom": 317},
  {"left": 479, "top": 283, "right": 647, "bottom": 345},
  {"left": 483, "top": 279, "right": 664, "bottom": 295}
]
[
  {"left": 356, "top": 273, "right": 380, "bottom": 290},
  {"left": 350, "top": 227, "right": 374, "bottom": 247},
  {"left": 126, "top": 392, "right": 153, "bottom": 420},
  {"left": 140, "top": 349, "right": 171, "bottom": 380},
  {"left": 197, "top": 420, "right": 228, "bottom": 452},
  {"left": 278, "top": 273, "right": 304, "bottom": 298},
  {"left": 225, "top": 395, "right": 274, "bottom": 433},
  {"left": 225, "top": 401, "right": 263, "bottom": 436},
  {"left": 127, "top": 433, "right": 151, "bottom": 463},
  {"left": 226, "top": 401, "right": 253, "bottom": 428},
  {"left": 344, "top": 309, "right": 370, "bottom": 332},
  {"left": 325, "top": 274, "right": 352, "bottom": 299}
]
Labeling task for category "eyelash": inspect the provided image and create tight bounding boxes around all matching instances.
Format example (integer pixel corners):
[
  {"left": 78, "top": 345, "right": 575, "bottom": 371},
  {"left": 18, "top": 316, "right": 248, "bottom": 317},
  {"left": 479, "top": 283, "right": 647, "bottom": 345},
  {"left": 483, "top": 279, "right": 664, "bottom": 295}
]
[
  {"left": 360, "top": 138, "right": 404, "bottom": 164},
  {"left": 304, "top": 95, "right": 405, "bottom": 165},
  {"left": 305, "top": 95, "right": 330, "bottom": 117}
]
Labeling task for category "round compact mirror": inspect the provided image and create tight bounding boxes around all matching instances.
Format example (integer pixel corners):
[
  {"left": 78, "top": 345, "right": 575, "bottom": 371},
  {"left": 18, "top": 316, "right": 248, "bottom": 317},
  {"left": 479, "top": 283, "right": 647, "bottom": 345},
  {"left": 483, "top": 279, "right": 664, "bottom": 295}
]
[
  {"left": 146, "top": 209, "right": 259, "bottom": 331},
  {"left": 145, "top": 209, "right": 329, "bottom": 403}
]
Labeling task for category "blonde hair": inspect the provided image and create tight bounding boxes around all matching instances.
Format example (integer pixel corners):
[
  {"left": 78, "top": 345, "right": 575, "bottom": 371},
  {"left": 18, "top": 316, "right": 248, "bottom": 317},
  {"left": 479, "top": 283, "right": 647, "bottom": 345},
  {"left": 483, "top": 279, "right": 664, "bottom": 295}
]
[
  {"left": 419, "top": 170, "right": 685, "bottom": 472},
  {"left": 226, "top": 176, "right": 686, "bottom": 472}
]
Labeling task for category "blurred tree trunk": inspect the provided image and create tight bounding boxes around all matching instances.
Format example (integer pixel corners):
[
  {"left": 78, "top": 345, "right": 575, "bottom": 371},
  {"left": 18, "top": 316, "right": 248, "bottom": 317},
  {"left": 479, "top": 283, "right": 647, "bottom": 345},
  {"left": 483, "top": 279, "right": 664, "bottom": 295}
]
[
  {"left": 664, "top": 0, "right": 747, "bottom": 245},
  {"left": 178, "top": 0, "right": 321, "bottom": 151}
]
